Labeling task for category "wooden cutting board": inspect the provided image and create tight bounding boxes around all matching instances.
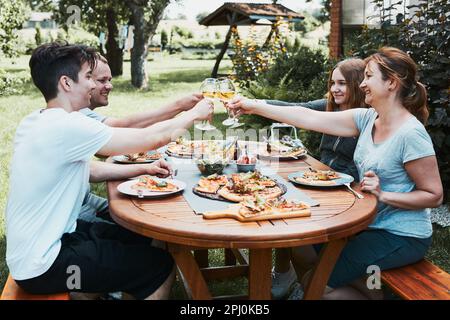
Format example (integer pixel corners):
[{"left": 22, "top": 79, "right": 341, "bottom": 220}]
[{"left": 203, "top": 205, "right": 311, "bottom": 222}]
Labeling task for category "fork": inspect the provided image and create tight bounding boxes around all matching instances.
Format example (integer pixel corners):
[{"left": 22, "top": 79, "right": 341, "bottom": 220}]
[
  {"left": 344, "top": 183, "right": 364, "bottom": 199},
  {"left": 170, "top": 169, "right": 178, "bottom": 179}
]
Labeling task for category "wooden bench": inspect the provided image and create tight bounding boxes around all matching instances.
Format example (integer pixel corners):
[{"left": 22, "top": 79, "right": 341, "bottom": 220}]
[
  {"left": 381, "top": 259, "right": 450, "bottom": 300},
  {"left": 1, "top": 274, "right": 70, "bottom": 300}
]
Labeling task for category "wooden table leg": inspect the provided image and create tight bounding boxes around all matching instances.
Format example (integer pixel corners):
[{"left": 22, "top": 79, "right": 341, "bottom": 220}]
[
  {"left": 194, "top": 249, "right": 209, "bottom": 268},
  {"left": 225, "top": 249, "right": 237, "bottom": 265},
  {"left": 248, "top": 248, "right": 272, "bottom": 300},
  {"left": 168, "top": 244, "right": 212, "bottom": 300},
  {"left": 303, "top": 238, "right": 347, "bottom": 300}
]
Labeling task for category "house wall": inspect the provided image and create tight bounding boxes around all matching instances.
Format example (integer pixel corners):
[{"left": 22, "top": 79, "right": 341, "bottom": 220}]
[
  {"left": 330, "top": 0, "right": 422, "bottom": 58},
  {"left": 329, "top": 0, "right": 343, "bottom": 58}
]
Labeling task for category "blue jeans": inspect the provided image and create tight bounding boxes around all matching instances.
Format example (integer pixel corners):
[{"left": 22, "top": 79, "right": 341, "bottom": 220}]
[{"left": 313, "top": 229, "right": 432, "bottom": 288}]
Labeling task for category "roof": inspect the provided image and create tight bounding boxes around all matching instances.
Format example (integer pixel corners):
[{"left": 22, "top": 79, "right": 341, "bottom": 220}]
[
  {"left": 29, "top": 12, "right": 53, "bottom": 22},
  {"left": 199, "top": 2, "right": 304, "bottom": 26}
]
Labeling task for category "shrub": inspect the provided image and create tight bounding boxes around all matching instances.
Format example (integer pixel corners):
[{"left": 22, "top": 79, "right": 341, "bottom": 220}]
[
  {"left": 349, "top": 0, "right": 450, "bottom": 199},
  {"left": 0, "top": 69, "right": 28, "bottom": 96},
  {"left": 241, "top": 45, "right": 330, "bottom": 156},
  {"left": 230, "top": 19, "right": 290, "bottom": 87}
]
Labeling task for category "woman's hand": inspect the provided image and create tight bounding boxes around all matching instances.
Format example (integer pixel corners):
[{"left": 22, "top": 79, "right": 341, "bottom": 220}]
[
  {"left": 227, "top": 96, "right": 260, "bottom": 116},
  {"left": 144, "top": 159, "right": 173, "bottom": 178},
  {"left": 361, "top": 170, "right": 382, "bottom": 199}
]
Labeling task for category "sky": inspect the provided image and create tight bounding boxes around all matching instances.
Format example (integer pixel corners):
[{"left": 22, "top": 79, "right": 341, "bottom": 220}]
[{"left": 165, "top": 0, "right": 323, "bottom": 20}]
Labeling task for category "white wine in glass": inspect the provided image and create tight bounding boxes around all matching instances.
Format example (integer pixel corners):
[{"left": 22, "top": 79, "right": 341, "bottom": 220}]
[
  {"left": 218, "top": 78, "right": 243, "bottom": 127},
  {"left": 196, "top": 78, "right": 217, "bottom": 131}
]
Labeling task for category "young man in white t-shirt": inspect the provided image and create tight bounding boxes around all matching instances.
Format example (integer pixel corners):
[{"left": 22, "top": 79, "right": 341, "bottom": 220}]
[
  {"left": 6, "top": 42, "right": 212, "bottom": 299},
  {"left": 78, "top": 55, "right": 204, "bottom": 224}
]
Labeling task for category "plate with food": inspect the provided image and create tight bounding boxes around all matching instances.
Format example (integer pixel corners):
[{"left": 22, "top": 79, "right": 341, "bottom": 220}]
[
  {"left": 288, "top": 168, "right": 354, "bottom": 187},
  {"left": 117, "top": 176, "right": 186, "bottom": 198},
  {"left": 166, "top": 137, "right": 227, "bottom": 159},
  {"left": 112, "top": 151, "right": 165, "bottom": 164},
  {"left": 257, "top": 140, "right": 307, "bottom": 161},
  {"left": 193, "top": 170, "right": 287, "bottom": 203},
  {"left": 203, "top": 195, "right": 311, "bottom": 222}
]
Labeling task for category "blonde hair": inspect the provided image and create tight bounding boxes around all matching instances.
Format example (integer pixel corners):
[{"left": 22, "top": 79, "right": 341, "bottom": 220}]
[
  {"left": 326, "top": 58, "right": 369, "bottom": 112},
  {"left": 365, "top": 47, "right": 429, "bottom": 124}
]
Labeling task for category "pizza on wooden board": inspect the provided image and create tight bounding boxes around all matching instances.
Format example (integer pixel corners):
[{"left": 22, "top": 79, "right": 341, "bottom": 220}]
[{"left": 238, "top": 196, "right": 310, "bottom": 218}]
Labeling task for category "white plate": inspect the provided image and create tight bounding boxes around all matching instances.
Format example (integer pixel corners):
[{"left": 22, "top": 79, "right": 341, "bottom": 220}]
[
  {"left": 117, "top": 178, "right": 186, "bottom": 198},
  {"left": 288, "top": 171, "right": 354, "bottom": 188}
]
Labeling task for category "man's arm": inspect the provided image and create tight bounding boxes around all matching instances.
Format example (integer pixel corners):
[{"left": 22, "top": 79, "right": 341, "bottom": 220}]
[
  {"left": 97, "top": 99, "right": 211, "bottom": 156},
  {"left": 104, "top": 93, "right": 202, "bottom": 128},
  {"left": 89, "top": 159, "right": 173, "bottom": 182}
]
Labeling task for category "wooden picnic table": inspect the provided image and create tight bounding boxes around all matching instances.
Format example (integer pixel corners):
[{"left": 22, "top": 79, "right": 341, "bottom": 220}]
[{"left": 107, "top": 153, "right": 377, "bottom": 300}]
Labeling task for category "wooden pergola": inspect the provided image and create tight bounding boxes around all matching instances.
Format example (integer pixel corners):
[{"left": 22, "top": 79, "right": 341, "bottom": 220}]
[{"left": 199, "top": 2, "right": 304, "bottom": 78}]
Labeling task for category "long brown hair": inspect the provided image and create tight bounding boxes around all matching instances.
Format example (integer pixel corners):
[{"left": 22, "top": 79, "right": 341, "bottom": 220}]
[
  {"left": 365, "top": 47, "right": 429, "bottom": 124},
  {"left": 326, "top": 58, "right": 368, "bottom": 112}
]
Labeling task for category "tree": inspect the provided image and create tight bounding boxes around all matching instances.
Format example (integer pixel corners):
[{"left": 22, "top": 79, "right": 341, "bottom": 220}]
[
  {"left": 307, "top": 0, "right": 331, "bottom": 24},
  {"left": 35, "top": 25, "right": 43, "bottom": 46},
  {"left": 56, "top": 0, "right": 130, "bottom": 76},
  {"left": 196, "top": 11, "right": 209, "bottom": 23},
  {"left": 0, "top": 0, "right": 29, "bottom": 57},
  {"left": 160, "top": 29, "right": 168, "bottom": 50},
  {"left": 125, "top": 0, "right": 173, "bottom": 89},
  {"left": 26, "top": 0, "right": 55, "bottom": 12}
]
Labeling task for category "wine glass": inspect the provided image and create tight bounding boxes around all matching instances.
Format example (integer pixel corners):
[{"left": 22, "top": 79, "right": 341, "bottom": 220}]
[
  {"left": 195, "top": 78, "right": 217, "bottom": 131},
  {"left": 218, "top": 78, "right": 237, "bottom": 126},
  {"left": 217, "top": 78, "right": 243, "bottom": 128}
]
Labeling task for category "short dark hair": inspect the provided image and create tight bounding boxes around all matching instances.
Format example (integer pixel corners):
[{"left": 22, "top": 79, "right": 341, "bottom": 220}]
[{"left": 29, "top": 42, "right": 98, "bottom": 102}]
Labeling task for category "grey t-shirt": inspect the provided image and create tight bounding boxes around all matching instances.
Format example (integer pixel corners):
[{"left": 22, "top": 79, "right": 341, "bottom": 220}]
[
  {"left": 353, "top": 108, "right": 435, "bottom": 238},
  {"left": 79, "top": 108, "right": 107, "bottom": 123}
]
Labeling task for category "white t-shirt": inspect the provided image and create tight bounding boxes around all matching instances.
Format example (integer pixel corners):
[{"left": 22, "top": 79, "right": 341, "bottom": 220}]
[
  {"left": 79, "top": 107, "right": 107, "bottom": 122},
  {"left": 6, "top": 108, "right": 113, "bottom": 280}
]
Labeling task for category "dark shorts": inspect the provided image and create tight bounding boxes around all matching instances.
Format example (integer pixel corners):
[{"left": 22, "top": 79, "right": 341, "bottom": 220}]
[
  {"left": 16, "top": 220, "right": 174, "bottom": 299},
  {"left": 313, "top": 229, "right": 432, "bottom": 288}
]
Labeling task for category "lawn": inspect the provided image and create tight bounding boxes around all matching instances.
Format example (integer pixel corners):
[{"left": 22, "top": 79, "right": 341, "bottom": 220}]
[{"left": 0, "top": 53, "right": 448, "bottom": 299}]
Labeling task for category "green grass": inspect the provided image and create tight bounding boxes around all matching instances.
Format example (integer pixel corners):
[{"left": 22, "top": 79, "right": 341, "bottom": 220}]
[{"left": 1, "top": 54, "right": 449, "bottom": 299}]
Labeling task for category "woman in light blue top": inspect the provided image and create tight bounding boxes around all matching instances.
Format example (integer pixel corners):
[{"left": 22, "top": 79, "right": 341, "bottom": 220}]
[{"left": 228, "top": 47, "right": 443, "bottom": 299}]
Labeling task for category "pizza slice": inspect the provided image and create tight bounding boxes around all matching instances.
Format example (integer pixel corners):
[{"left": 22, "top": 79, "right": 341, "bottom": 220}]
[
  {"left": 132, "top": 176, "right": 178, "bottom": 192},
  {"left": 218, "top": 185, "right": 283, "bottom": 202},
  {"left": 257, "top": 186, "right": 284, "bottom": 199},
  {"left": 294, "top": 176, "right": 337, "bottom": 186},
  {"left": 230, "top": 171, "right": 277, "bottom": 187},
  {"left": 194, "top": 174, "right": 229, "bottom": 194},
  {"left": 238, "top": 196, "right": 310, "bottom": 218},
  {"left": 303, "top": 168, "right": 340, "bottom": 181},
  {"left": 194, "top": 179, "right": 221, "bottom": 194}
]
